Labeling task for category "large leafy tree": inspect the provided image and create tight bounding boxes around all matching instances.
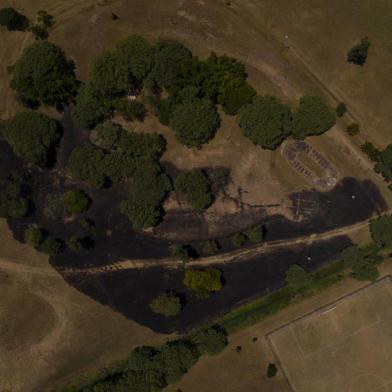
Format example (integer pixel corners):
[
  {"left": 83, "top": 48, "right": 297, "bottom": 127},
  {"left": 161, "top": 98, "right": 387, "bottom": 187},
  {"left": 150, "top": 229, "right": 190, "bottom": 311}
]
[
  {"left": 237, "top": 95, "right": 292, "bottom": 149},
  {"left": 292, "top": 95, "right": 335, "bottom": 139},
  {"left": 4, "top": 111, "right": 61, "bottom": 167},
  {"left": 0, "top": 7, "right": 29, "bottom": 31},
  {"left": 170, "top": 98, "right": 219, "bottom": 148},
  {"left": 375, "top": 144, "right": 392, "bottom": 181},
  {"left": 114, "top": 34, "right": 154, "bottom": 80},
  {"left": 10, "top": 41, "right": 78, "bottom": 106},
  {"left": 174, "top": 169, "right": 213, "bottom": 210},
  {"left": 370, "top": 215, "right": 392, "bottom": 248},
  {"left": 150, "top": 40, "right": 192, "bottom": 89}
]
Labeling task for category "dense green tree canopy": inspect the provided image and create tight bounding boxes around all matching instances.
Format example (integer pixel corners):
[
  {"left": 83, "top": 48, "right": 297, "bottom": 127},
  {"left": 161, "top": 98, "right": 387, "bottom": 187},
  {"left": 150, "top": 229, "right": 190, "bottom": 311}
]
[
  {"left": 191, "top": 326, "right": 227, "bottom": 355},
  {"left": 237, "top": 96, "right": 292, "bottom": 149},
  {"left": 150, "top": 40, "right": 192, "bottom": 89},
  {"left": 40, "top": 237, "right": 63, "bottom": 255},
  {"left": 292, "top": 95, "right": 335, "bottom": 139},
  {"left": 149, "top": 293, "right": 182, "bottom": 317},
  {"left": 10, "top": 41, "right": 78, "bottom": 106},
  {"left": 370, "top": 215, "right": 392, "bottom": 248},
  {"left": 285, "top": 264, "right": 312, "bottom": 289},
  {"left": 218, "top": 78, "right": 255, "bottom": 115},
  {"left": 114, "top": 34, "right": 154, "bottom": 81},
  {"left": 95, "top": 121, "right": 122, "bottom": 150},
  {"left": 183, "top": 268, "right": 223, "bottom": 298},
  {"left": 174, "top": 169, "right": 213, "bottom": 210},
  {"left": 170, "top": 98, "right": 219, "bottom": 148},
  {"left": 375, "top": 145, "right": 392, "bottom": 181},
  {"left": 0, "top": 7, "right": 29, "bottom": 31},
  {"left": 4, "top": 111, "right": 61, "bottom": 167},
  {"left": 0, "top": 173, "right": 30, "bottom": 219},
  {"left": 68, "top": 143, "right": 106, "bottom": 188}
]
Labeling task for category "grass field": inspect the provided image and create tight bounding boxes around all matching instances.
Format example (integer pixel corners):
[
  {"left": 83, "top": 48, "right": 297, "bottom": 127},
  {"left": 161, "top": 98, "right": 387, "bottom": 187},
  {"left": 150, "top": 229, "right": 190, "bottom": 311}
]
[{"left": 268, "top": 277, "right": 392, "bottom": 392}]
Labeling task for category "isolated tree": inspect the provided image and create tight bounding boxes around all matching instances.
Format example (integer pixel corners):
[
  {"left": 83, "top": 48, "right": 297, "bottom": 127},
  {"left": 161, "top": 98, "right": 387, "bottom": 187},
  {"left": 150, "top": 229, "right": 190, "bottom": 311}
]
[
  {"left": 149, "top": 293, "right": 182, "bottom": 317},
  {"left": 292, "top": 95, "right": 335, "bottom": 139},
  {"left": 191, "top": 326, "right": 228, "bottom": 355},
  {"left": 237, "top": 96, "right": 292, "bottom": 149},
  {"left": 150, "top": 40, "right": 192, "bottom": 88},
  {"left": 375, "top": 145, "right": 392, "bottom": 180},
  {"left": 267, "top": 363, "right": 278, "bottom": 378},
  {"left": 370, "top": 215, "right": 392, "bottom": 248},
  {"left": 285, "top": 264, "right": 312, "bottom": 289},
  {"left": 0, "top": 7, "right": 29, "bottom": 31},
  {"left": 24, "top": 226, "right": 43, "bottom": 248},
  {"left": 175, "top": 169, "right": 213, "bottom": 210},
  {"left": 170, "top": 98, "right": 219, "bottom": 148},
  {"left": 347, "top": 37, "right": 370, "bottom": 66},
  {"left": 10, "top": 41, "right": 78, "bottom": 106},
  {"left": 4, "top": 111, "right": 61, "bottom": 167},
  {"left": 335, "top": 102, "right": 347, "bottom": 117},
  {"left": 63, "top": 190, "right": 90, "bottom": 214},
  {"left": 183, "top": 268, "right": 223, "bottom": 298}
]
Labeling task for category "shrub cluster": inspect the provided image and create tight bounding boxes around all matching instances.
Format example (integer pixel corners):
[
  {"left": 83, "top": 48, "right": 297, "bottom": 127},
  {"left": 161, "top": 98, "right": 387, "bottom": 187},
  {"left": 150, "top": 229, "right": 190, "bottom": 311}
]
[
  {"left": 0, "top": 173, "right": 30, "bottom": 219},
  {"left": 183, "top": 268, "right": 223, "bottom": 298}
]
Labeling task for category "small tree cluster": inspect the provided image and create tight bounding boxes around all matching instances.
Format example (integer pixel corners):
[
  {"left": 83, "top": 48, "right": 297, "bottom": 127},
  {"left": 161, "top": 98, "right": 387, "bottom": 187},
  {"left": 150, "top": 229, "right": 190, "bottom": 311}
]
[
  {"left": 30, "top": 10, "right": 55, "bottom": 40},
  {"left": 370, "top": 215, "right": 392, "bottom": 248},
  {"left": 183, "top": 268, "right": 223, "bottom": 298},
  {"left": 4, "top": 112, "right": 61, "bottom": 167},
  {"left": 346, "top": 122, "right": 360, "bottom": 136},
  {"left": 375, "top": 144, "right": 392, "bottom": 180},
  {"left": 63, "top": 190, "right": 90, "bottom": 214},
  {"left": 285, "top": 264, "right": 312, "bottom": 289},
  {"left": 149, "top": 292, "right": 182, "bottom": 317},
  {"left": 174, "top": 169, "right": 213, "bottom": 210},
  {"left": 361, "top": 141, "right": 380, "bottom": 162}
]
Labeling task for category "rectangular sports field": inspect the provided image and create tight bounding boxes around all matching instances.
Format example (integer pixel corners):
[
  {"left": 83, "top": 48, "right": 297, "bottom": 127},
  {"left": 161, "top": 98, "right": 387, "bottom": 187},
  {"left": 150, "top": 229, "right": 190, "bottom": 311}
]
[{"left": 268, "top": 277, "right": 392, "bottom": 392}]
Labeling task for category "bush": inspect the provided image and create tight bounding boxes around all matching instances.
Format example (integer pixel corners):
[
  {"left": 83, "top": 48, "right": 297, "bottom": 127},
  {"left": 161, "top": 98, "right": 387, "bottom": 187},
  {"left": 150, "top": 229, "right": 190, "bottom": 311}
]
[
  {"left": 191, "top": 326, "right": 227, "bottom": 355},
  {"left": 183, "top": 268, "right": 223, "bottom": 298},
  {"left": 203, "top": 240, "right": 219, "bottom": 255},
  {"left": 346, "top": 122, "right": 360, "bottom": 136},
  {"left": 175, "top": 169, "right": 213, "bottom": 210},
  {"left": 370, "top": 215, "right": 392, "bottom": 248},
  {"left": 24, "top": 226, "right": 43, "bottom": 247},
  {"left": 285, "top": 264, "right": 312, "bottom": 289},
  {"left": 375, "top": 144, "right": 392, "bottom": 180},
  {"left": 170, "top": 98, "right": 219, "bottom": 148},
  {"left": 40, "top": 238, "right": 63, "bottom": 255},
  {"left": 361, "top": 141, "right": 380, "bottom": 163},
  {"left": 335, "top": 102, "right": 347, "bottom": 117},
  {"left": 68, "top": 144, "right": 106, "bottom": 188},
  {"left": 115, "top": 99, "right": 146, "bottom": 121},
  {"left": 267, "top": 363, "right": 278, "bottom": 378},
  {"left": 246, "top": 225, "right": 264, "bottom": 244},
  {"left": 64, "top": 190, "right": 90, "bottom": 214},
  {"left": 232, "top": 232, "right": 246, "bottom": 247},
  {"left": 0, "top": 7, "right": 29, "bottom": 31},
  {"left": 237, "top": 96, "right": 292, "bottom": 149},
  {"left": 0, "top": 174, "right": 30, "bottom": 219},
  {"left": 151, "top": 40, "right": 192, "bottom": 89},
  {"left": 149, "top": 293, "right": 182, "bottom": 317},
  {"left": 170, "top": 244, "right": 192, "bottom": 262},
  {"left": 30, "top": 24, "right": 48, "bottom": 40},
  {"left": 4, "top": 112, "right": 61, "bottom": 167},
  {"left": 347, "top": 37, "right": 370, "bottom": 66},
  {"left": 10, "top": 41, "right": 78, "bottom": 106},
  {"left": 67, "top": 236, "right": 90, "bottom": 252},
  {"left": 292, "top": 95, "right": 335, "bottom": 139}
]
